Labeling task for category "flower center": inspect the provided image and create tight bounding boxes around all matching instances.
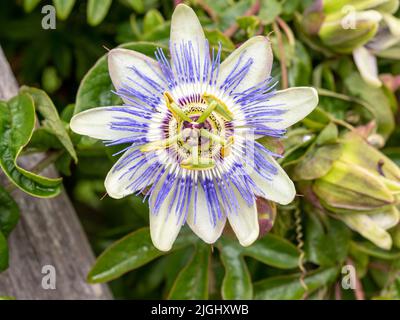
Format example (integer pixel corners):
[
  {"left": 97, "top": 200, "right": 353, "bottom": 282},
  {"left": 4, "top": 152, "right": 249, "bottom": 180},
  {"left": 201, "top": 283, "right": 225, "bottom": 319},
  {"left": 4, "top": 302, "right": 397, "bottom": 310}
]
[{"left": 140, "top": 92, "right": 234, "bottom": 170}]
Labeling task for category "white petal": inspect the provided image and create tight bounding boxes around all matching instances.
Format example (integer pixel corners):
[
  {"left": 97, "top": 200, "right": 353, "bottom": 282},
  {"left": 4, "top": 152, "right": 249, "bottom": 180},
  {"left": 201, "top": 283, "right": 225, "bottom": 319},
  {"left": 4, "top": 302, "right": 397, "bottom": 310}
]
[
  {"left": 105, "top": 148, "right": 155, "bottom": 199},
  {"left": 227, "top": 186, "right": 259, "bottom": 246},
  {"left": 170, "top": 4, "right": 206, "bottom": 56},
  {"left": 267, "top": 87, "right": 319, "bottom": 129},
  {"left": 218, "top": 36, "right": 273, "bottom": 93},
  {"left": 186, "top": 186, "right": 226, "bottom": 244},
  {"left": 353, "top": 46, "right": 382, "bottom": 87},
  {"left": 108, "top": 48, "right": 163, "bottom": 98},
  {"left": 149, "top": 174, "right": 184, "bottom": 251},
  {"left": 250, "top": 156, "right": 296, "bottom": 205},
  {"left": 70, "top": 107, "right": 142, "bottom": 140}
]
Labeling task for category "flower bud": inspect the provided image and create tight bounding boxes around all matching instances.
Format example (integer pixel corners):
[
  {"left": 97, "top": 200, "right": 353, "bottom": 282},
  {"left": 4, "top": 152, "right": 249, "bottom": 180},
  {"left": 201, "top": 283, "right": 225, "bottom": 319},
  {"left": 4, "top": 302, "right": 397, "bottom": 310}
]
[
  {"left": 318, "top": 10, "right": 382, "bottom": 53},
  {"left": 323, "top": 0, "right": 399, "bottom": 14},
  {"left": 312, "top": 133, "right": 400, "bottom": 249}
]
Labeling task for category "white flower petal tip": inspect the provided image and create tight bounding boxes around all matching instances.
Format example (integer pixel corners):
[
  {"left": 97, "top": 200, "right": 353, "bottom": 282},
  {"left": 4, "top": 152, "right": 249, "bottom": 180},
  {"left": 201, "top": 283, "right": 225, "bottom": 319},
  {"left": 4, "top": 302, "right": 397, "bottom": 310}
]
[
  {"left": 267, "top": 87, "right": 319, "bottom": 130},
  {"left": 236, "top": 227, "right": 260, "bottom": 247},
  {"left": 104, "top": 171, "right": 126, "bottom": 200},
  {"left": 107, "top": 48, "right": 160, "bottom": 91},
  {"left": 186, "top": 188, "right": 226, "bottom": 244},
  {"left": 150, "top": 213, "right": 183, "bottom": 251},
  {"left": 353, "top": 46, "right": 382, "bottom": 87},
  {"left": 251, "top": 156, "right": 296, "bottom": 205},
  {"left": 218, "top": 36, "right": 273, "bottom": 92},
  {"left": 171, "top": 4, "right": 205, "bottom": 46},
  {"left": 150, "top": 222, "right": 182, "bottom": 251},
  {"left": 228, "top": 189, "right": 260, "bottom": 247},
  {"left": 69, "top": 108, "right": 110, "bottom": 139},
  {"left": 104, "top": 148, "right": 157, "bottom": 200},
  {"left": 149, "top": 174, "right": 185, "bottom": 251}
]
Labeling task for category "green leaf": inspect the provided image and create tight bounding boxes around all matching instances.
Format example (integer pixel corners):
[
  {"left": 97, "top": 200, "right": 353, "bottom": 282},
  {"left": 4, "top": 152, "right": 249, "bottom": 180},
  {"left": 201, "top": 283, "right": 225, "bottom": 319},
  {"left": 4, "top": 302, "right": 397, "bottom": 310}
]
[
  {"left": 74, "top": 42, "right": 167, "bottom": 114},
  {"left": 243, "top": 234, "right": 300, "bottom": 269},
  {"left": 127, "top": 0, "right": 144, "bottom": 13},
  {"left": 302, "top": 106, "right": 331, "bottom": 130},
  {"left": 305, "top": 214, "right": 350, "bottom": 266},
  {"left": 53, "top": 0, "right": 76, "bottom": 20},
  {"left": 350, "top": 241, "right": 400, "bottom": 260},
  {"left": 143, "top": 9, "right": 164, "bottom": 34},
  {"left": 0, "top": 185, "right": 19, "bottom": 237},
  {"left": 41, "top": 66, "right": 61, "bottom": 94},
  {"left": 168, "top": 244, "right": 210, "bottom": 299},
  {"left": 87, "top": 0, "right": 112, "bottom": 27},
  {"left": 316, "top": 122, "right": 338, "bottom": 145},
  {"left": 219, "top": 238, "right": 253, "bottom": 300},
  {"left": 204, "top": 29, "right": 235, "bottom": 54},
  {"left": 0, "top": 231, "right": 8, "bottom": 272},
  {"left": 289, "top": 42, "right": 312, "bottom": 87},
  {"left": 88, "top": 228, "right": 162, "bottom": 283},
  {"left": 0, "top": 95, "right": 62, "bottom": 198},
  {"left": 26, "top": 128, "right": 62, "bottom": 153},
  {"left": 236, "top": 16, "right": 260, "bottom": 37},
  {"left": 259, "top": 0, "right": 282, "bottom": 25},
  {"left": 23, "top": 0, "right": 42, "bottom": 13},
  {"left": 345, "top": 72, "right": 395, "bottom": 140},
  {"left": 20, "top": 86, "right": 77, "bottom": 163},
  {"left": 254, "top": 267, "right": 339, "bottom": 299},
  {"left": 87, "top": 228, "right": 193, "bottom": 283}
]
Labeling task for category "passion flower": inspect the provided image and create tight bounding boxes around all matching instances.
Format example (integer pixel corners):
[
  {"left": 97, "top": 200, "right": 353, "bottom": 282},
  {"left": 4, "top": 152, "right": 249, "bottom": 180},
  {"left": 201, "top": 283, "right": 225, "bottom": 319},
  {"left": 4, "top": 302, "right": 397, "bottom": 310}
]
[{"left": 70, "top": 4, "right": 318, "bottom": 251}]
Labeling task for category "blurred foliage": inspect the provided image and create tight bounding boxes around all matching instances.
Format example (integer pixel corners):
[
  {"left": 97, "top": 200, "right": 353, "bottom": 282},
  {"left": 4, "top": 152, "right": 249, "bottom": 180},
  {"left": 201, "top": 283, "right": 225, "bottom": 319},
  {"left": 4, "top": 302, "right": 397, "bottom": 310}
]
[{"left": 0, "top": 0, "right": 400, "bottom": 300}]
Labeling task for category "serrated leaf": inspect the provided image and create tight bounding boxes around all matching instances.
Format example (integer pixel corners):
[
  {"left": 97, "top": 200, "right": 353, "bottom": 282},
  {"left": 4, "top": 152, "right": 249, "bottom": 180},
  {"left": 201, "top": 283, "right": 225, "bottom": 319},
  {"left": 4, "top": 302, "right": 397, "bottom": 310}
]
[
  {"left": 168, "top": 244, "right": 210, "bottom": 299},
  {"left": 254, "top": 267, "right": 339, "bottom": 299},
  {"left": 0, "top": 95, "right": 62, "bottom": 198},
  {"left": 0, "top": 185, "right": 19, "bottom": 237},
  {"left": 21, "top": 86, "right": 77, "bottom": 163},
  {"left": 53, "top": 0, "right": 76, "bottom": 20},
  {"left": 74, "top": 42, "right": 167, "bottom": 114},
  {"left": 87, "top": 0, "right": 112, "bottom": 26}
]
